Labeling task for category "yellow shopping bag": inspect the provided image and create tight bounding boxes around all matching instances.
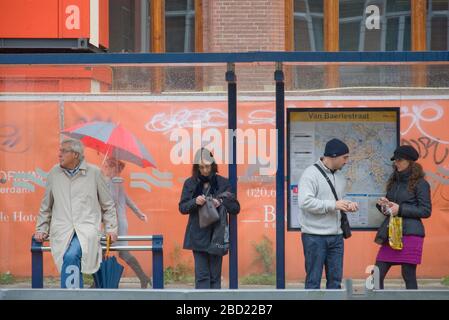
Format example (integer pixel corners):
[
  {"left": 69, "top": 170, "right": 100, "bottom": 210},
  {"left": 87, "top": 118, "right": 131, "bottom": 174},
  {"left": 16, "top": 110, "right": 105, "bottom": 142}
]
[{"left": 388, "top": 216, "right": 403, "bottom": 250}]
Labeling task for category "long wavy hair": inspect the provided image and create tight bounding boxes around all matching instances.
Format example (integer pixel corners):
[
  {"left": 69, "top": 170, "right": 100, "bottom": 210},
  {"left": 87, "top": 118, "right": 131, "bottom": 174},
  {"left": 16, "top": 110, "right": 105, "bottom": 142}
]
[
  {"left": 191, "top": 148, "right": 218, "bottom": 178},
  {"left": 386, "top": 161, "right": 425, "bottom": 193}
]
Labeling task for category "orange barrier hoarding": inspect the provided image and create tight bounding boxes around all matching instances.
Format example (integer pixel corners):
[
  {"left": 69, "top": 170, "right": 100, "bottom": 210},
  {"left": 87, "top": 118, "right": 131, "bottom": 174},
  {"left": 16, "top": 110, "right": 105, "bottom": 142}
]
[
  {"left": 1, "top": 99, "right": 448, "bottom": 280},
  {"left": 0, "top": 101, "right": 60, "bottom": 276}
]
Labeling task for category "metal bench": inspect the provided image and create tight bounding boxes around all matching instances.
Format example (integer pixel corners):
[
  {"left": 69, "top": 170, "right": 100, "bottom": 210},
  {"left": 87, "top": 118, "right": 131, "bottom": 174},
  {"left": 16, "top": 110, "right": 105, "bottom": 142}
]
[{"left": 31, "top": 235, "right": 164, "bottom": 289}]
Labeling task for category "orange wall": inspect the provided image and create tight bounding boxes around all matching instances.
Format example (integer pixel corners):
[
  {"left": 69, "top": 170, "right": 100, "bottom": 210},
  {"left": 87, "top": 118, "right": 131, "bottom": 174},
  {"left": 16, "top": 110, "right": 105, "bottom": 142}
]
[
  {"left": 0, "top": 1, "right": 60, "bottom": 38},
  {"left": 0, "top": 66, "right": 112, "bottom": 92},
  {"left": 0, "top": 99, "right": 448, "bottom": 280},
  {"left": 0, "top": 0, "right": 108, "bottom": 48}
]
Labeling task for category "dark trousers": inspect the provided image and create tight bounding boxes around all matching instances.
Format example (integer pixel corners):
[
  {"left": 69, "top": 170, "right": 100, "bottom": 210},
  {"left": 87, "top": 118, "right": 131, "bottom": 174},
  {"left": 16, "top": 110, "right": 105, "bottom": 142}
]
[
  {"left": 301, "top": 233, "right": 344, "bottom": 289},
  {"left": 192, "top": 250, "right": 223, "bottom": 289},
  {"left": 375, "top": 261, "right": 418, "bottom": 289}
]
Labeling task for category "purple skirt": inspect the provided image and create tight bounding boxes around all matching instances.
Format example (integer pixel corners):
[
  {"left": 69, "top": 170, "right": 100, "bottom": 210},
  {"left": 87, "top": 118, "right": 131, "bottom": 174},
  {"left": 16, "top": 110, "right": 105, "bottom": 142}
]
[{"left": 376, "top": 235, "right": 424, "bottom": 265}]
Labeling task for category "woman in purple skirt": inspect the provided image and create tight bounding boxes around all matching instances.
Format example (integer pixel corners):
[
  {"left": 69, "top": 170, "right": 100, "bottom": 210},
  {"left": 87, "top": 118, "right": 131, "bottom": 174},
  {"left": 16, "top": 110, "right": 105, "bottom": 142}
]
[{"left": 374, "top": 145, "right": 432, "bottom": 289}]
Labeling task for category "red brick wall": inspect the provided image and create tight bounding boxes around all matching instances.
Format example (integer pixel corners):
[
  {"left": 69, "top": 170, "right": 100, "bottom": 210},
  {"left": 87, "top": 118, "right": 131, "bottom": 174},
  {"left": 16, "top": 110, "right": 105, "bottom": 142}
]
[
  {"left": 204, "top": 0, "right": 284, "bottom": 52},
  {"left": 202, "top": 0, "right": 285, "bottom": 91}
]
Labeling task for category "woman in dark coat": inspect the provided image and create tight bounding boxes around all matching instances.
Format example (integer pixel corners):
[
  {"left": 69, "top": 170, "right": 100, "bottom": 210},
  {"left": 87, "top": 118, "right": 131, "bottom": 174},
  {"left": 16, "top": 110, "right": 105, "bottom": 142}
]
[
  {"left": 179, "top": 148, "right": 240, "bottom": 289},
  {"left": 374, "top": 145, "right": 431, "bottom": 289}
]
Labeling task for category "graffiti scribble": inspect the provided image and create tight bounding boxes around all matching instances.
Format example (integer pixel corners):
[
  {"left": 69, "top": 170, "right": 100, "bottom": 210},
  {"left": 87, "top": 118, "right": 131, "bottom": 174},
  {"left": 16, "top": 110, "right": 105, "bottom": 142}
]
[
  {"left": 401, "top": 103, "right": 449, "bottom": 144},
  {"left": 145, "top": 109, "right": 227, "bottom": 134},
  {"left": 0, "top": 124, "right": 30, "bottom": 153}
]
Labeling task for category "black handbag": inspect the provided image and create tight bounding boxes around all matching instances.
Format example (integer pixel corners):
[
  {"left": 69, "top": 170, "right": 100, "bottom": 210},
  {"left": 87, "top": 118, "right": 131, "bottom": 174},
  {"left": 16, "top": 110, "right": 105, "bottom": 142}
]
[
  {"left": 207, "top": 190, "right": 238, "bottom": 256},
  {"left": 374, "top": 217, "right": 389, "bottom": 244},
  {"left": 207, "top": 205, "right": 229, "bottom": 256},
  {"left": 313, "top": 164, "right": 352, "bottom": 239},
  {"left": 198, "top": 187, "right": 220, "bottom": 228}
]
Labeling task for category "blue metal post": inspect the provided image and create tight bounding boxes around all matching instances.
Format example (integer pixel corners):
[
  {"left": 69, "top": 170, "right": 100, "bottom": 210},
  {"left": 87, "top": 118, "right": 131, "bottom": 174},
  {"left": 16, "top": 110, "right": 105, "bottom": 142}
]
[
  {"left": 275, "top": 62, "right": 285, "bottom": 289},
  {"left": 226, "top": 62, "right": 238, "bottom": 289},
  {"left": 31, "top": 236, "right": 44, "bottom": 288},
  {"left": 152, "top": 234, "right": 164, "bottom": 289}
]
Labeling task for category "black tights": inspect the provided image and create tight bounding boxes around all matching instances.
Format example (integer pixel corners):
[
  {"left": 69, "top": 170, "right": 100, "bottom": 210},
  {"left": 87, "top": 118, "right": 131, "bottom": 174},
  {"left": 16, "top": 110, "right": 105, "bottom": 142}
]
[{"left": 375, "top": 261, "right": 418, "bottom": 289}]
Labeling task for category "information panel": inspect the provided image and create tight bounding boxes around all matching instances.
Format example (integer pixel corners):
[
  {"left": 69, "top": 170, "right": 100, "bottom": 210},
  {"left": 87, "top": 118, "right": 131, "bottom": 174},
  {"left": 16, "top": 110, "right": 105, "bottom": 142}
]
[{"left": 287, "top": 108, "right": 400, "bottom": 231}]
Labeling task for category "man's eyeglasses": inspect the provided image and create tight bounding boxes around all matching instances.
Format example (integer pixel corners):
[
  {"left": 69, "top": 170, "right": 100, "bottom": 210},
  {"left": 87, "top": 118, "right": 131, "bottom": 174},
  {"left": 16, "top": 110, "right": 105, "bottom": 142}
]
[{"left": 59, "top": 148, "right": 74, "bottom": 154}]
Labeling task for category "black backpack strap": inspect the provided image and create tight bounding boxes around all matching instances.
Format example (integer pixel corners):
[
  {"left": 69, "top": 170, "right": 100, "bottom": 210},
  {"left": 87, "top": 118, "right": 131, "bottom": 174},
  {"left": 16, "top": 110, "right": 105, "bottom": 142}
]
[
  {"left": 313, "top": 163, "right": 339, "bottom": 201},
  {"left": 314, "top": 164, "right": 352, "bottom": 239}
]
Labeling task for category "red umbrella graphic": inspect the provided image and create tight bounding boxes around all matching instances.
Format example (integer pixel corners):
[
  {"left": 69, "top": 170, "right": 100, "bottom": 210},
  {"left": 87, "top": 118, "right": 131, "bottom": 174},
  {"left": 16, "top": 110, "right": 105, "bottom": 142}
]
[{"left": 62, "top": 121, "right": 156, "bottom": 168}]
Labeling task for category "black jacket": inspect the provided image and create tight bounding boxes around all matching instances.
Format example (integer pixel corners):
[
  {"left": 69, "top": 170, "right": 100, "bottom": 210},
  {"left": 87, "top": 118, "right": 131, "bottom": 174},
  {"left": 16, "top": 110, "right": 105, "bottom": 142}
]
[
  {"left": 375, "top": 169, "right": 431, "bottom": 244},
  {"left": 179, "top": 175, "right": 240, "bottom": 251}
]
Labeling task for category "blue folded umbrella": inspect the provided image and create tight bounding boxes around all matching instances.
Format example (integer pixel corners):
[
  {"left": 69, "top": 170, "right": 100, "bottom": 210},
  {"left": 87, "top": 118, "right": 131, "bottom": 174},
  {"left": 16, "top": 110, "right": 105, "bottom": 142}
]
[
  {"left": 94, "top": 256, "right": 124, "bottom": 288},
  {"left": 93, "top": 236, "right": 124, "bottom": 288}
]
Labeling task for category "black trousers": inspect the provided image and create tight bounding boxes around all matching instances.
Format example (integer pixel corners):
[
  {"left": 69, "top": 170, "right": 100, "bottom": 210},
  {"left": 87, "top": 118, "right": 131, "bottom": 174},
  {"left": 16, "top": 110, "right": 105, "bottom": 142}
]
[
  {"left": 193, "top": 250, "right": 223, "bottom": 289},
  {"left": 375, "top": 261, "right": 418, "bottom": 289}
]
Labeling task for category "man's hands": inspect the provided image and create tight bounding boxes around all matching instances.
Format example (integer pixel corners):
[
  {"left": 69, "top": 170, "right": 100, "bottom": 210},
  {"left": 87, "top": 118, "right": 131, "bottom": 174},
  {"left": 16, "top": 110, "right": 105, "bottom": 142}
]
[
  {"left": 107, "top": 232, "right": 118, "bottom": 243},
  {"left": 347, "top": 201, "right": 359, "bottom": 212},
  {"left": 336, "top": 200, "right": 359, "bottom": 213},
  {"left": 34, "top": 232, "right": 48, "bottom": 242}
]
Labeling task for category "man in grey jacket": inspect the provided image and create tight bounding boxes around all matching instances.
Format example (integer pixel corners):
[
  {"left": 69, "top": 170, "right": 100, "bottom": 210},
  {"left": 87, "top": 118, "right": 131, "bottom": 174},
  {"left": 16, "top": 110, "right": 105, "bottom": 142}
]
[{"left": 298, "top": 138, "right": 358, "bottom": 289}]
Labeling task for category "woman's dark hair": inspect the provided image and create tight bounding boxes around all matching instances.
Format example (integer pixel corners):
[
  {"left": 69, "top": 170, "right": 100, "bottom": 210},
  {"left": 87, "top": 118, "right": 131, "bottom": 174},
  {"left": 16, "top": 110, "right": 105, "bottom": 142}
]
[
  {"left": 192, "top": 148, "right": 218, "bottom": 178},
  {"left": 386, "top": 161, "right": 425, "bottom": 193}
]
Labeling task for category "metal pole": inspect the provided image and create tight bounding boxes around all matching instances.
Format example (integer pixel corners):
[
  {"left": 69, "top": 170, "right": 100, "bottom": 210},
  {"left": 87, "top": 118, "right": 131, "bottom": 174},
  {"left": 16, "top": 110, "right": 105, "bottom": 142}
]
[
  {"left": 152, "top": 234, "right": 164, "bottom": 289},
  {"left": 184, "top": 0, "right": 194, "bottom": 52},
  {"left": 101, "top": 235, "right": 154, "bottom": 241},
  {"left": 140, "top": 0, "right": 149, "bottom": 52},
  {"left": 31, "top": 236, "right": 43, "bottom": 288},
  {"left": 226, "top": 62, "right": 238, "bottom": 289},
  {"left": 275, "top": 62, "right": 285, "bottom": 289}
]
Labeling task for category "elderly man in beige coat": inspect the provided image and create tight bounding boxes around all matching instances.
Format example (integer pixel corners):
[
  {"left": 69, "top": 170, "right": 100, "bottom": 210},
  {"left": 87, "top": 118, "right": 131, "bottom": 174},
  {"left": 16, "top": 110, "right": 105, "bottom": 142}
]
[{"left": 34, "top": 138, "right": 118, "bottom": 288}]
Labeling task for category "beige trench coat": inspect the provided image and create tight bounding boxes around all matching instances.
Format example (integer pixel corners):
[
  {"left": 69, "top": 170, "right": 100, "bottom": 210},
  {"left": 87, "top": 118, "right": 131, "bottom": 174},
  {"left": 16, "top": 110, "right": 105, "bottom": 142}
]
[{"left": 35, "top": 161, "right": 118, "bottom": 274}]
